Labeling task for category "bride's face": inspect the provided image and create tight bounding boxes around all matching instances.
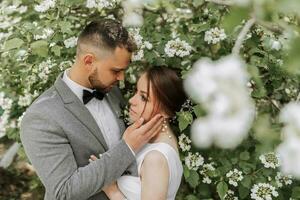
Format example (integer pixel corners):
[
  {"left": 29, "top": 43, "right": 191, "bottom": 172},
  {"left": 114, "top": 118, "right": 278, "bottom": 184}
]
[{"left": 129, "top": 73, "right": 158, "bottom": 122}]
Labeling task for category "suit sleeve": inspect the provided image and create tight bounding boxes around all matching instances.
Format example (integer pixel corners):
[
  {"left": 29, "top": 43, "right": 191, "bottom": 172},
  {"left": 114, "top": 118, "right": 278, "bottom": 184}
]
[{"left": 20, "top": 109, "right": 135, "bottom": 200}]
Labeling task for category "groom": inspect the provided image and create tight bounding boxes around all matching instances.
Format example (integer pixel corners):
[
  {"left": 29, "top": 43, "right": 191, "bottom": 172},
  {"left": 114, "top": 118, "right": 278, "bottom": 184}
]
[{"left": 20, "top": 19, "right": 163, "bottom": 200}]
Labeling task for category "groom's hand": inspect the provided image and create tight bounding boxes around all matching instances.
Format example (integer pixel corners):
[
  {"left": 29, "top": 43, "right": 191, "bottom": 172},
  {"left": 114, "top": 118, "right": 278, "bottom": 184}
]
[{"left": 123, "top": 114, "right": 164, "bottom": 153}]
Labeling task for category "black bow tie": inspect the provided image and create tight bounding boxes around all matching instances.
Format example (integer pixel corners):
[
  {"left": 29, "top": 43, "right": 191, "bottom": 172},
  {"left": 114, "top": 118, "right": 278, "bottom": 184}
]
[{"left": 82, "top": 89, "right": 105, "bottom": 104}]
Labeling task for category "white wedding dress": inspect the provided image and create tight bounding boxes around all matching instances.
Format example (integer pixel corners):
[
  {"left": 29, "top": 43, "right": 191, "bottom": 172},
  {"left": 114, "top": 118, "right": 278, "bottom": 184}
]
[{"left": 117, "top": 142, "right": 183, "bottom": 200}]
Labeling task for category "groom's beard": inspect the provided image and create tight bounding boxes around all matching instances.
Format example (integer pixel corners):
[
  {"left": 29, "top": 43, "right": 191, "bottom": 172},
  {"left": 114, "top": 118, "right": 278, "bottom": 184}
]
[{"left": 88, "top": 69, "right": 116, "bottom": 93}]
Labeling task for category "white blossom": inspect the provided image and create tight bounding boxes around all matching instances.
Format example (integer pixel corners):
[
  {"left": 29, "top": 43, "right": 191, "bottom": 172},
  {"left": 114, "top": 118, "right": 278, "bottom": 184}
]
[
  {"left": 86, "top": 0, "right": 119, "bottom": 9},
  {"left": 123, "top": 12, "right": 143, "bottom": 27},
  {"left": 122, "top": 0, "right": 143, "bottom": 27},
  {"left": 226, "top": 168, "right": 244, "bottom": 187},
  {"left": 204, "top": 27, "right": 227, "bottom": 44},
  {"left": 64, "top": 36, "right": 78, "bottom": 48},
  {"left": 17, "top": 112, "right": 26, "bottom": 128},
  {"left": 143, "top": 41, "right": 153, "bottom": 50},
  {"left": 34, "top": 28, "right": 54, "bottom": 40},
  {"left": 18, "top": 93, "right": 33, "bottom": 107},
  {"left": 224, "top": 190, "right": 239, "bottom": 200},
  {"left": 128, "top": 28, "right": 143, "bottom": 47},
  {"left": 275, "top": 172, "right": 292, "bottom": 188},
  {"left": 164, "top": 38, "right": 192, "bottom": 57},
  {"left": 0, "top": 92, "right": 13, "bottom": 137},
  {"left": 200, "top": 163, "right": 215, "bottom": 184},
  {"left": 202, "top": 176, "right": 212, "bottom": 184},
  {"left": 279, "top": 102, "right": 300, "bottom": 138},
  {"left": 0, "top": 92, "right": 13, "bottom": 110},
  {"left": 259, "top": 152, "right": 280, "bottom": 169},
  {"left": 178, "top": 134, "right": 192, "bottom": 152},
  {"left": 277, "top": 134, "right": 300, "bottom": 179},
  {"left": 131, "top": 49, "right": 144, "bottom": 61},
  {"left": 250, "top": 183, "right": 278, "bottom": 200},
  {"left": 34, "top": 0, "right": 56, "bottom": 13},
  {"left": 185, "top": 55, "right": 255, "bottom": 149},
  {"left": 184, "top": 152, "right": 204, "bottom": 170},
  {"left": 270, "top": 39, "right": 282, "bottom": 51}
]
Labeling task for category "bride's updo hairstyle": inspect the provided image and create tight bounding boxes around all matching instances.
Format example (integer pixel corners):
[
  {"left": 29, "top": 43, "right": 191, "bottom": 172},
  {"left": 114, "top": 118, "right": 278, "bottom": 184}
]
[{"left": 142, "top": 66, "right": 187, "bottom": 118}]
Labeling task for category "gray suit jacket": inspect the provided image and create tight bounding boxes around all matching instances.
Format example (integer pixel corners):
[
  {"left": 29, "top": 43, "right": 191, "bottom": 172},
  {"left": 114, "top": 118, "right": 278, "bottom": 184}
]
[{"left": 20, "top": 73, "right": 138, "bottom": 200}]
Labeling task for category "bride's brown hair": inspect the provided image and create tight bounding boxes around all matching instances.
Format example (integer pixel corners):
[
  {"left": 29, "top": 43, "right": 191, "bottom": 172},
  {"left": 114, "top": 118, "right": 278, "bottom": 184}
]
[{"left": 141, "top": 66, "right": 187, "bottom": 118}]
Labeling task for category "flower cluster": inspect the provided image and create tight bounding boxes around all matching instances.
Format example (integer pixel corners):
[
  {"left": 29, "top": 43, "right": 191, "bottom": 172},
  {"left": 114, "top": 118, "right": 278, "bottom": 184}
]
[
  {"left": 275, "top": 172, "right": 293, "bottom": 188},
  {"left": 184, "top": 152, "right": 204, "bottom": 170},
  {"left": 34, "top": 59, "right": 57, "bottom": 81},
  {"left": 128, "top": 28, "right": 153, "bottom": 61},
  {"left": 0, "top": 92, "right": 13, "bottom": 137},
  {"left": 34, "top": 28, "right": 54, "bottom": 40},
  {"left": 164, "top": 38, "right": 192, "bottom": 57},
  {"left": 64, "top": 36, "right": 78, "bottom": 48},
  {"left": 204, "top": 27, "right": 227, "bottom": 44},
  {"left": 276, "top": 102, "right": 300, "bottom": 178},
  {"left": 224, "top": 190, "right": 239, "bottom": 200},
  {"left": 34, "top": 0, "right": 56, "bottom": 13},
  {"left": 18, "top": 90, "right": 39, "bottom": 108},
  {"left": 178, "top": 134, "right": 192, "bottom": 152},
  {"left": 0, "top": 1, "right": 25, "bottom": 35},
  {"left": 226, "top": 168, "right": 244, "bottom": 187},
  {"left": 250, "top": 183, "right": 278, "bottom": 200},
  {"left": 259, "top": 152, "right": 280, "bottom": 169},
  {"left": 122, "top": 0, "right": 143, "bottom": 27},
  {"left": 184, "top": 55, "right": 255, "bottom": 149},
  {"left": 199, "top": 163, "right": 215, "bottom": 184},
  {"left": 86, "top": 0, "right": 119, "bottom": 9}
]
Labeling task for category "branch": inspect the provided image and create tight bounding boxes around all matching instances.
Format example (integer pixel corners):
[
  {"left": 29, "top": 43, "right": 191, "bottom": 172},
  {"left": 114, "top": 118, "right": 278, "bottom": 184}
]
[{"left": 232, "top": 17, "right": 256, "bottom": 55}]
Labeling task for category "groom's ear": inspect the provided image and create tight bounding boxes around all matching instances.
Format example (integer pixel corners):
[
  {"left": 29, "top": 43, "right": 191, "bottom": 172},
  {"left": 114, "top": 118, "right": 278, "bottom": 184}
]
[{"left": 83, "top": 54, "right": 96, "bottom": 70}]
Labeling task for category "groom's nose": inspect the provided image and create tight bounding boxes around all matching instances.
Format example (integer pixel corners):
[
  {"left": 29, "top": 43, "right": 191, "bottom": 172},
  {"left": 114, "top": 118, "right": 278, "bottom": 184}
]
[{"left": 116, "top": 71, "right": 125, "bottom": 81}]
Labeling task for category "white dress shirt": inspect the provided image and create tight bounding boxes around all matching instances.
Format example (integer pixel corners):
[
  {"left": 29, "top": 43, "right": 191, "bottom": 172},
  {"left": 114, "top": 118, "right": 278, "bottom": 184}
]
[{"left": 62, "top": 69, "right": 121, "bottom": 149}]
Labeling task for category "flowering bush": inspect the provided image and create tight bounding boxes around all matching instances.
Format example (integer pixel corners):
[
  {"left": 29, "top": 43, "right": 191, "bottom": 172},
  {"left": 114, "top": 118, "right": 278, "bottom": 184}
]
[{"left": 1, "top": 0, "right": 300, "bottom": 199}]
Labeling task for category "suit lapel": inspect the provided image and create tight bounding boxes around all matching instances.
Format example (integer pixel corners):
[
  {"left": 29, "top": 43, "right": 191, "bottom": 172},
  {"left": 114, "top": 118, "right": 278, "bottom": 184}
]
[{"left": 54, "top": 73, "right": 108, "bottom": 150}]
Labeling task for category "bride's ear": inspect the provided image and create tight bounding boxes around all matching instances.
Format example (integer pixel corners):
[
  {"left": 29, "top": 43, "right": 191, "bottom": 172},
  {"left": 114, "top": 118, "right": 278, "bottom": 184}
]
[{"left": 160, "top": 111, "right": 169, "bottom": 119}]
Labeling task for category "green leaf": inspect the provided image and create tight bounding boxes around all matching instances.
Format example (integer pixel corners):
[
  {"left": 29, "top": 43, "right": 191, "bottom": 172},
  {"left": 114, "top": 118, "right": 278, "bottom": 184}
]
[
  {"left": 59, "top": 21, "right": 73, "bottom": 34},
  {"left": 193, "top": 105, "right": 205, "bottom": 117},
  {"left": 217, "top": 181, "right": 228, "bottom": 200},
  {"left": 31, "top": 40, "right": 49, "bottom": 57},
  {"left": 222, "top": 7, "right": 250, "bottom": 33},
  {"left": 178, "top": 111, "right": 193, "bottom": 131},
  {"left": 186, "top": 194, "right": 199, "bottom": 200},
  {"left": 240, "top": 151, "right": 250, "bottom": 161},
  {"left": 241, "top": 175, "right": 252, "bottom": 188},
  {"left": 186, "top": 170, "right": 199, "bottom": 188},
  {"left": 51, "top": 45, "right": 61, "bottom": 57},
  {"left": 239, "top": 185, "right": 250, "bottom": 199},
  {"left": 292, "top": 186, "right": 300, "bottom": 198},
  {"left": 284, "top": 37, "right": 300, "bottom": 74},
  {"left": 239, "top": 161, "right": 255, "bottom": 174},
  {"left": 192, "top": 0, "right": 204, "bottom": 7},
  {"left": 4, "top": 38, "right": 24, "bottom": 51},
  {"left": 183, "top": 165, "right": 190, "bottom": 179}
]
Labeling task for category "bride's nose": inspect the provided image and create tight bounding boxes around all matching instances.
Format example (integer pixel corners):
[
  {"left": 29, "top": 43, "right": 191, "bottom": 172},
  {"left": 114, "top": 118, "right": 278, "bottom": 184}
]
[{"left": 129, "top": 94, "right": 136, "bottom": 106}]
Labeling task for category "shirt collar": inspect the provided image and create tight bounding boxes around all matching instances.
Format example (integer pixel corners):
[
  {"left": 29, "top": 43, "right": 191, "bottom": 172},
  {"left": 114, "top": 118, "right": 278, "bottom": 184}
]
[{"left": 62, "top": 69, "right": 93, "bottom": 103}]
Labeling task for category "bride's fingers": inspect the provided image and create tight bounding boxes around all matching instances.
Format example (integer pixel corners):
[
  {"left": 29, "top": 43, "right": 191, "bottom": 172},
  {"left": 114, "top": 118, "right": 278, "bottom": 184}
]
[{"left": 90, "top": 155, "right": 98, "bottom": 161}]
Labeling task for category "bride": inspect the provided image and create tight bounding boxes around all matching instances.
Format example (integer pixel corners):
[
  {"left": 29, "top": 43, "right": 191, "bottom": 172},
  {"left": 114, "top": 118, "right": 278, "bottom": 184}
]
[{"left": 91, "top": 66, "right": 186, "bottom": 200}]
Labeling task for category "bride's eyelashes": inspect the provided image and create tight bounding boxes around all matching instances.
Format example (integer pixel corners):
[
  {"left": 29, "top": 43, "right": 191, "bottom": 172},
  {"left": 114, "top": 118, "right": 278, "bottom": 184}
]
[{"left": 140, "top": 94, "right": 148, "bottom": 102}]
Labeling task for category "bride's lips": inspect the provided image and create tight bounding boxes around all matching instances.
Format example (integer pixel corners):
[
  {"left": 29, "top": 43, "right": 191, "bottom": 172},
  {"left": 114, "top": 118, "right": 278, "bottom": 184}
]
[{"left": 129, "top": 108, "right": 137, "bottom": 115}]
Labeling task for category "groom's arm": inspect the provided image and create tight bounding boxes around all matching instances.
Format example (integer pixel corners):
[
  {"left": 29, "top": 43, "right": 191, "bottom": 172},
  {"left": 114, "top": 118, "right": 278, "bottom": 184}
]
[{"left": 20, "top": 108, "right": 135, "bottom": 200}]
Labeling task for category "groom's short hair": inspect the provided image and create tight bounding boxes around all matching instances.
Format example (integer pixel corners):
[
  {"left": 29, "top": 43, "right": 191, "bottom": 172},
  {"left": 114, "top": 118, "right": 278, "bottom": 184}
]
[{"left": 76, "top": 19, "right": 136, "bottom": 57}]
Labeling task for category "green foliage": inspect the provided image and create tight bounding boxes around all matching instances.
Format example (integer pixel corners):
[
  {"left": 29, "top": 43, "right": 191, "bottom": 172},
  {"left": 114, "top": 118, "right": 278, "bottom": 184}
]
[{"left": 1, "top": 0, "right": 300, "bottom": 199}]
